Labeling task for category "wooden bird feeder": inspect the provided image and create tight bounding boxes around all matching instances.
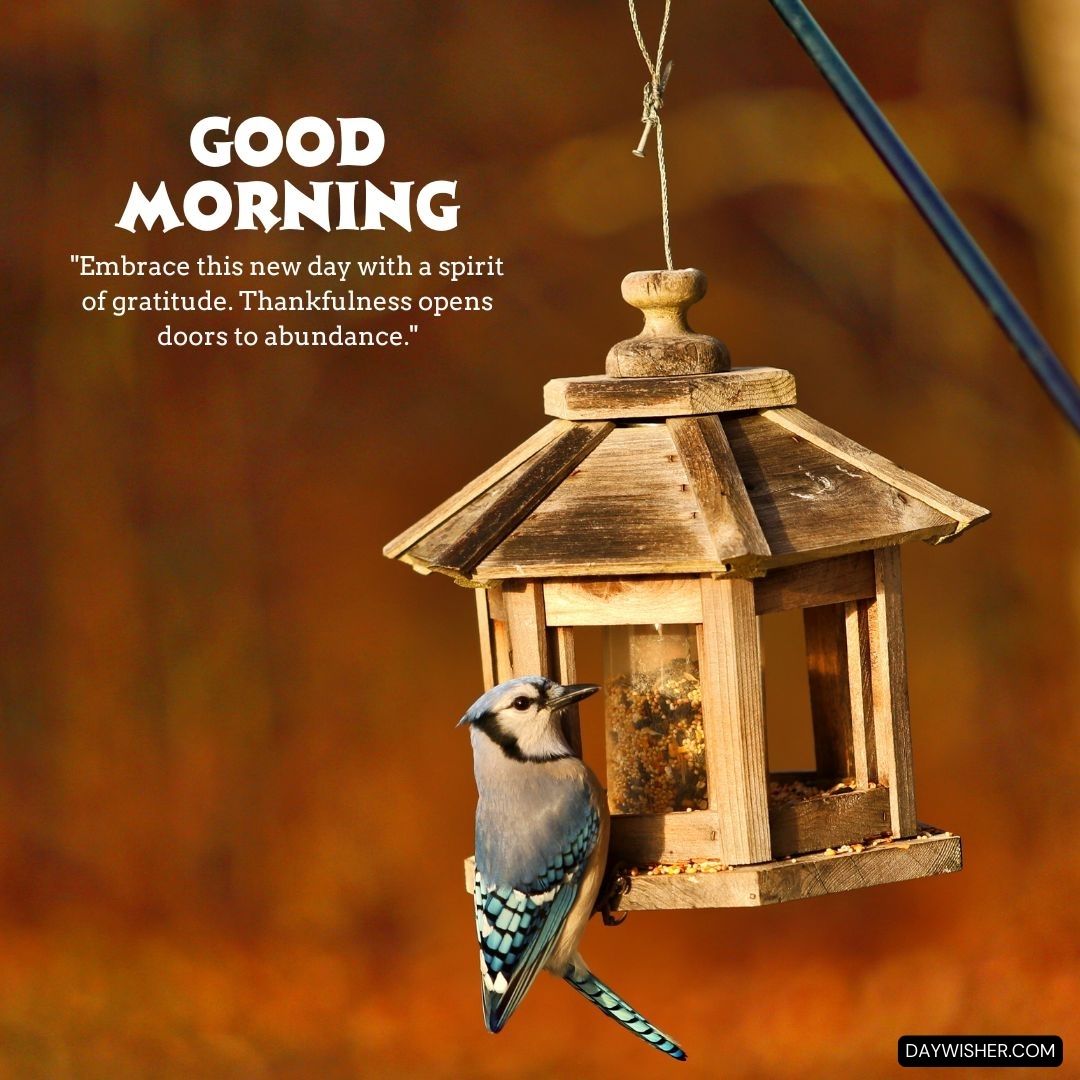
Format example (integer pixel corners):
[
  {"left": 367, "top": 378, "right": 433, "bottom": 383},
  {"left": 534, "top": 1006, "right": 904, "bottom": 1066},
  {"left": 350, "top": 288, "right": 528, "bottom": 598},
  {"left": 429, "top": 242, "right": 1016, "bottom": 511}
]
[{"left": 384, "top": 268, "right": 988, "bottom": 912}]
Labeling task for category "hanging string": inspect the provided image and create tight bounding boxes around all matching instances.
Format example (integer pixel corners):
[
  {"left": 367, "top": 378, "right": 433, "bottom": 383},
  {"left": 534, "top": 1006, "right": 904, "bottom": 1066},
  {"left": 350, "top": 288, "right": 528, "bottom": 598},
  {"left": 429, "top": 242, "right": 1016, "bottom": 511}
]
[{"left": 628, "top": 0, "right": 675, "bottom": 270}]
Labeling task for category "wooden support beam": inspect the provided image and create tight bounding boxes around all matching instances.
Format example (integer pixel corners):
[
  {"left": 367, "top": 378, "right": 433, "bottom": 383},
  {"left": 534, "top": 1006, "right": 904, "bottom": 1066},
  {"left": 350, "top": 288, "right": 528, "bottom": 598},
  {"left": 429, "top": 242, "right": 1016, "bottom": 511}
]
[
  {"left": 698, "top": 577, "right": 772, "bottom": 865},
  {"left": 804, "top": 603, "right": 857, "bottom": 781},
  {"left": 544, "top": 576, "right": 702, "bottom": 626},
  {"left": 487, "top": 585, "right": 507, "bottom": 622},
  {"left": 802, "top": 587, "right": 881, "bottom": 792},
  {"left": 866, "top": 546, "right": 917, "bottom": 837},
  {"left": 475, "top": 588, "right": 496, "bottom": 690},
  {"left": 846, "top": 600, "right": 876, "bottom": 788},
  {"left": 486, "top": 585, "right": 512, "bottom": 685},
  {"left": 668, "top": 415, "right": 771, "bottom": 572},
  {"left": 502, "top": 581, "right": 550, "bottom": 678},
  {"left": 541, "top": 554, "right": 877, "bottom": 625},
  {"left": 753, "top": 552, "right": 875, "bottom": 615}
]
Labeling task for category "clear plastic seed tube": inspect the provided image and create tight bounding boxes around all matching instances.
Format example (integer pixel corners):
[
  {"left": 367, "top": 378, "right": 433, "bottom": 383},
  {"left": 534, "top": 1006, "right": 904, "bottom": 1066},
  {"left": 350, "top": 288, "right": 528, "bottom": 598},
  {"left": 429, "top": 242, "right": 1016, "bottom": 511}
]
[{"left": 604, "top": 623, "right": 708, "bottom": 815}]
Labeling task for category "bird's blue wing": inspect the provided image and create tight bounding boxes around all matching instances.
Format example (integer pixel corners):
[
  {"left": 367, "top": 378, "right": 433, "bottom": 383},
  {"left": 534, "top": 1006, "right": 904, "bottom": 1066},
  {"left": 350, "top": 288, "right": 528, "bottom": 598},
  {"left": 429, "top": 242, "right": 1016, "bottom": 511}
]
[{"left": 473, "top": 803, "right": 599, "bottom": 1033}]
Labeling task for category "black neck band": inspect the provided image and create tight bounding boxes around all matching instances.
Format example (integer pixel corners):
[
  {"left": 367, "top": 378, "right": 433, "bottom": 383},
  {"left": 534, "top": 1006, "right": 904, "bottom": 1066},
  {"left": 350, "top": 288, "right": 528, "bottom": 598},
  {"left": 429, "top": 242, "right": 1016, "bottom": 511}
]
[{"left": 474, "top": 716, "right": 568, "bottom": 764}]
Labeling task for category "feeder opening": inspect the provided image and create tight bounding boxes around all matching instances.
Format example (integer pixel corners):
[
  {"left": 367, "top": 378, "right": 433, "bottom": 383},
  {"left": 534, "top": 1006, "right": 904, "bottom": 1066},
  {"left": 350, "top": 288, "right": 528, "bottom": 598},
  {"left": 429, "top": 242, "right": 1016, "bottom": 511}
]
[
  {"left": 759, "top": 607, "right": 815, "bottom": 775},
  {"left": 604, "top": 623, "right": 707, "bottom": 814}
]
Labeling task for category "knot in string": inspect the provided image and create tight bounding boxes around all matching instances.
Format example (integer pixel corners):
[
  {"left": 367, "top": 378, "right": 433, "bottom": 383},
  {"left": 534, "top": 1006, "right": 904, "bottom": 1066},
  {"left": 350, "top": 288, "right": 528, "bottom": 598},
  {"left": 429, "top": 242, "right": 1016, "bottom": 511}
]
[
  {"left": 634, "top": 59, "right": 672, "bottom": 159},
  {"left": 627, "top": 0, "right": 674, "bottom": 270}
]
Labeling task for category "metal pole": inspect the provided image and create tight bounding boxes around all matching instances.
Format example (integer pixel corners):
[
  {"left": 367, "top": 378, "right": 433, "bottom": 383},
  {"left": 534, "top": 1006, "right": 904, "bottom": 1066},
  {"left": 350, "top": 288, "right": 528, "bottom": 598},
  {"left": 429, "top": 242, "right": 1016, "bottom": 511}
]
[{"left": 767, "top": 0, "right": 1080, "bottom": 433}]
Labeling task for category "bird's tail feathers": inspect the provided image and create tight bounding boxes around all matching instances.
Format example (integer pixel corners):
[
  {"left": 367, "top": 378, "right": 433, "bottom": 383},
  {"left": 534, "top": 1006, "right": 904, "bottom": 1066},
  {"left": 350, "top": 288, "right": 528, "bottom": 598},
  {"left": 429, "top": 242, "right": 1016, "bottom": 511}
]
[{"left": 564, "top": 964, "right": 687, "bottom": 1061}]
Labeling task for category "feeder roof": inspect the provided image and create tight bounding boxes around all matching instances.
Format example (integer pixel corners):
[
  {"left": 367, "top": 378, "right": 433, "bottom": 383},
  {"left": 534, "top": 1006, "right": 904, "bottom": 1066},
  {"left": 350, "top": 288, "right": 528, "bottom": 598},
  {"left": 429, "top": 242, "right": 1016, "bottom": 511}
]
[
  {"left": 384, "top": 270, "right": 989, "bottom": 584},
  {"left": 384, "top": 404, "right": 987, "bottom": 584}
]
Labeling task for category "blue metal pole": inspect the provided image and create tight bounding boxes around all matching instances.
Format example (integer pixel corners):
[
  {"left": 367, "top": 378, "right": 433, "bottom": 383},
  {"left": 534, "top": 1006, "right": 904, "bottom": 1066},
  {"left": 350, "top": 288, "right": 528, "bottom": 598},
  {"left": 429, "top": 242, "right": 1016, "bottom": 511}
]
[{"left": 767, "top": 0, "right": 1080, "bottom": 433}]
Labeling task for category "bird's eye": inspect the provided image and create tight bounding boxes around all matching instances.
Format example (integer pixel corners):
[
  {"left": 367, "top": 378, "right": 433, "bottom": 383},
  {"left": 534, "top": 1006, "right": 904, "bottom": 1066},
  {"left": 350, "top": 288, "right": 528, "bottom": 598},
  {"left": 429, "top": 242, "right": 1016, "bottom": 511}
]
[{"left": 512, "top": 696, "right": 531, "bottom": 711}]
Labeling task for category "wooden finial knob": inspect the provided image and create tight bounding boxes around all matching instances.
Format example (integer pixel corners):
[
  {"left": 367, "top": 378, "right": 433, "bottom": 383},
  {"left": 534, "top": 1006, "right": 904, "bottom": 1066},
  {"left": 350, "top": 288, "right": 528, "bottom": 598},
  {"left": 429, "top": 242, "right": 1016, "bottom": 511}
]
[{"left": 606, "top": 269, "right": 729, "bottom": 378}]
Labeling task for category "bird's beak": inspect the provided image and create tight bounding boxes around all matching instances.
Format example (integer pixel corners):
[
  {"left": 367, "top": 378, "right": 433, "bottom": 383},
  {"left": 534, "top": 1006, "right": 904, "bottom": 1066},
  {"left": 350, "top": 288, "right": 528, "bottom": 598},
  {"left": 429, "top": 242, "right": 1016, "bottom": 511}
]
[{"left": 548, "top": 683, "right": 600, "bottom": 710}]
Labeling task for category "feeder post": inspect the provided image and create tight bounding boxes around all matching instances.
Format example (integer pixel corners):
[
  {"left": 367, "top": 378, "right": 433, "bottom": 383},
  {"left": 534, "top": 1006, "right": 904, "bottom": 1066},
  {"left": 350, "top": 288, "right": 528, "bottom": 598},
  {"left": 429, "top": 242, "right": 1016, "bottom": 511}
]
[
  {"left": 475, "top": 588, "right": 497, "bottom": 690},
  {"left": 502, "top": 581, "right": 550, "bottom": 678},
  {"left": 803, "top": 599, "right": 875, "bottom": 787},
  {"left": 475, "top": 584, "right": 513, "bottom": 688},
  {"left": 698, "top": 576, "right": 772, "bottom": 865},
  {"left": 803, "top": 602, "right": 855, "bottom": 779},
  {"left": 866, "top": 546, "right": 917, "bottom": 836},
  {"left": 843, "top": 600, "right": 876, "bottom": 789}
]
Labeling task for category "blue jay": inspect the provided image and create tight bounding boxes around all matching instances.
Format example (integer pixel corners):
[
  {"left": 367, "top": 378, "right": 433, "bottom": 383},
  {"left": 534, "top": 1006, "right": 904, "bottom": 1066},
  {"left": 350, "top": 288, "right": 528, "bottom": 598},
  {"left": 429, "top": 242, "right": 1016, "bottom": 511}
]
[{"left": 459, "top": 675, "right": 687, "bottom": 1061}]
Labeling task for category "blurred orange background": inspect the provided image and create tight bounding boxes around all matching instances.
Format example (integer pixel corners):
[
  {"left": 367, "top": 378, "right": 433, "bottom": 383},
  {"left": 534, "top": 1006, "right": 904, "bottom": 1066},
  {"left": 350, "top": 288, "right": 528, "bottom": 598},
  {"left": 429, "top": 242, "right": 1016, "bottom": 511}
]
[{"left": 1, "top": 1, "right": 1078, "bottom": 1076}]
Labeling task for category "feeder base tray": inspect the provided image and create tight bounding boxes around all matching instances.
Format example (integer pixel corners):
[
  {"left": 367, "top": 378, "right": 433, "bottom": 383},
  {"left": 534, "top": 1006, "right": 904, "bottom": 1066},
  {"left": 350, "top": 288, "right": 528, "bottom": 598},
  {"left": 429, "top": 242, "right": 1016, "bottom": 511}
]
[
  {"left": 612, "top": 826, "right": 960, "bottom": 910},
  {"left": 463, "top": 826, "right": 960, "bottom": 912}
]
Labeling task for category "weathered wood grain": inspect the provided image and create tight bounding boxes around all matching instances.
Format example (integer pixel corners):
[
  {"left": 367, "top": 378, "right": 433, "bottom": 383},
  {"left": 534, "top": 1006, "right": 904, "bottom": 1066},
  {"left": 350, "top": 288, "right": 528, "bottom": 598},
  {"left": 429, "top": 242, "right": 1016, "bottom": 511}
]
[
  {"left": 801, "top": 597, "right": 877, "bottom": 793},
  {"left": 492, "top": 616, "right": 512, "bottom": 685},
  {"left": 768, "top": 783, "right": 891, "bottom": 858},
  {"left": 486, "top": 584, "right": 506, "bottom": 622},
  {"left": 698, "top": 577, "right": 772, "bottom": 865},
  {"left": 475, "top": 588, "right": 496, "bottom": 690},
  {"left": 668, "top": 415, "right": 771, "bottom": 573},
  {"left": 541, "top": 556, "right": 877, "bottom": 623},
  {"left": 543, "top": 576, "right": 703, "bottom": 626},
  {"left": 610, "top": 829, "right": 962, "bottom": 910},
  {"left": 543, "top": 367, "right": 796, "bottom": 420},
  {"left": 846, "top": 600, "right": 876, "bottom": 788},
  {"left": 390, "top": 401, "right": 986, "bottom": 587},
  {"left": 465, "top": 829, "right": 962, "bottom": 909},
  {"left": 383, "top": 419, "right": 571, "bottom": 559},
  {"left": 477, "top": 423, "right": 721, "bottom": 579},
  {"left": 502, "top": 581, "right": 549, "bottom": 678},
  {"left": 607, "top": 336, "right": 729, "bottom": 378},
  {"left": 722, "top": 413, "right": 957, "bottom": 561},
  {"left": 867, "top": 546, "right": 917, "bottom": 837},
  {"left": 762, "top": 408, "right": 990, "bottom": 537},
  {"left": 609, "top": 810, "right": 721, "bottom": 865},
  {"left": 392, "top": 406, "right": 978, "bottom": 585},
  {"left": 410, "top": 421, "right": 612, "bottom": 576},
  {"left": 753, "top": 552, "right": 876, "bottom": 615},
  {"left": 605, "top": 269, "right": 728, "bottom": 377},
  {"left": 804, "top": 603, "right": 857, "bottom": 782},
  {"left": 610, "top": 780, "right": 892, "bottom": 864}
]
